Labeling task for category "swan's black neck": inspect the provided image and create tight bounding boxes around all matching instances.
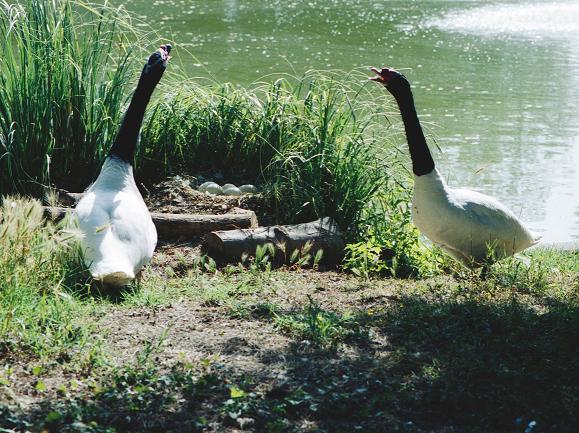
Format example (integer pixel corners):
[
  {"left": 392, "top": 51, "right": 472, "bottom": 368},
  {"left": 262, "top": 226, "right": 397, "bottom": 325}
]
[
  {"left": 108, "top": 75, "right": 157, "bottom": 164},
  {"left": 387, "top": 75, "right": 435, "bottom": 176}
]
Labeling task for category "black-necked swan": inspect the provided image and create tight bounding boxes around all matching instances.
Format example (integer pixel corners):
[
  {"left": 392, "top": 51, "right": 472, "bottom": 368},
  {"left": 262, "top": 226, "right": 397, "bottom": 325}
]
[
  {"left": 76, "top": 45, "right": 171, "bottom": 286},
  {"left": 370, "top": 66, "right": 541, "bottom": 264}
]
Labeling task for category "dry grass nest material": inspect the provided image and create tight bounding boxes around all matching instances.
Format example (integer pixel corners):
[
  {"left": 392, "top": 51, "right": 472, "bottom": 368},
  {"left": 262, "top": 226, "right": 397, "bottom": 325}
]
[{"left": 144, "top": 175, "right": 268, "bottom": 219}]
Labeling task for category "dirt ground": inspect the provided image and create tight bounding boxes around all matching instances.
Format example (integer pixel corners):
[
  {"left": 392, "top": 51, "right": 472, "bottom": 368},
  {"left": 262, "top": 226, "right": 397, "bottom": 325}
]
[{"left": 3, "top": 264, "right": 416, "bottom": 432}]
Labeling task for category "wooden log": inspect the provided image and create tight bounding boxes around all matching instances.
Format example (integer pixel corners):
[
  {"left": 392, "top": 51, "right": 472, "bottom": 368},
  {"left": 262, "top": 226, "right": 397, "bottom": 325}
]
[
  {"left": 203, "top": 217, "right": 344, "bottom": 264},
  {"left": 152, "top": 211, "right": 258, "bottom": 238},
  {"left": 42, "top": 206, "right": 258, "bottom": 238}
]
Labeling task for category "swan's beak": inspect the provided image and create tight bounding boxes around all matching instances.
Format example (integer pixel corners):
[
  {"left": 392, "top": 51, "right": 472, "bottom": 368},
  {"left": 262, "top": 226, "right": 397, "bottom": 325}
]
[{"left": 159, "top": 44, "right": 172, "bottom": 66}]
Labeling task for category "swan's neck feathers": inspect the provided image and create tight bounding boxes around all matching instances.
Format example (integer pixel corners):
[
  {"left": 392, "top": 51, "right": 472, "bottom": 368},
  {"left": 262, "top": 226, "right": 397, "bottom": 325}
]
[
  {"left": 108, "top": 74, "right": 156, "bottom": 163},
  {"left": 90, "top": 156, "right": 138, "bottom": 193},
  {"left": 413, "top": 169, "right": 447, "bottom": 197},
  {"left": 388, "top": 76, "right": 435, "bottom": 176}
]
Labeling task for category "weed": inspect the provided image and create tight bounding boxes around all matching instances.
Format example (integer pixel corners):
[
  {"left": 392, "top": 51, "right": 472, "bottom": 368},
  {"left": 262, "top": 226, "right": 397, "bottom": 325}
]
[
  {"left": 192, "top": 254, "right": 218, "bottom": 274},
  {"left": 488, "top": 256, "right": 550, "bottom": 294},
  {"left": 274, "top": 295, "right": 364, "bottom": 348},
  {"left": 288, "top": 241, "right": 324, "bottom": 269},
  {"left": 343, "top": 236, "right": 389, "bottom": 279},
  {"left": 345, "top": 181, "right": 445, "bottom": 278}
]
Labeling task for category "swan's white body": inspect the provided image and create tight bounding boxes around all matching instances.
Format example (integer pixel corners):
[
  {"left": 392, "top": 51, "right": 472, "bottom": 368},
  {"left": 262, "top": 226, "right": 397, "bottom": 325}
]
[
  {"left": 412, "top": 169, "right": 541, "bottom": 263},
  {"left": 76, "top": 156, "right": 157, "bottom": 286}
]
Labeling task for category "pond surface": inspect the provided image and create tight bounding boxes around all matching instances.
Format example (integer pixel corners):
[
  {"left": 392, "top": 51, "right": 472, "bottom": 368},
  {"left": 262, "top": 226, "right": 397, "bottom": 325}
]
[{"left": 124, "top": 0, "right": 579, "bottom": 242}]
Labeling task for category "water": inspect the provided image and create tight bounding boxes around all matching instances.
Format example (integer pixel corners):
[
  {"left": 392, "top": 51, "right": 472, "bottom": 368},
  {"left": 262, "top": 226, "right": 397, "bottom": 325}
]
[{"left": 124, "top": 0, "right": 579, "bottom": 242}]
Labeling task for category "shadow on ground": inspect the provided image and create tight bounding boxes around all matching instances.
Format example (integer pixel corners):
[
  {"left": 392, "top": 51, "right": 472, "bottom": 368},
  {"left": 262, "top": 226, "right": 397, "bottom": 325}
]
[{"left": 4, "top": 293, "right": 578, "bottom": 433}]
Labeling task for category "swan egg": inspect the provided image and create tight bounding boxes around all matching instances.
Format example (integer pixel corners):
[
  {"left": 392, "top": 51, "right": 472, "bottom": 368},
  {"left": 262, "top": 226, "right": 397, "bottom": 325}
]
[
  {"left": 239, "top": 184, "right": 258, "bottom": 194},
  {"left": 222, "top": 186, "right": 242, "bottom": 196},
  {"left": 204, "top": 184, "right": 223, "bottom": 195}
]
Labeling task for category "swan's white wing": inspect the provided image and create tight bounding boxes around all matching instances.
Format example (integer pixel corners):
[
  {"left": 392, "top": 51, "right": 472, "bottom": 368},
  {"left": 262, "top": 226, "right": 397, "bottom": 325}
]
[
  {"left": 443, "top": 188, "right": 538, "bottom": 260},
  {"left": 76, "top": 188, "right": 156, "bottom": 285},
  {"left": 412, "top": 171, "right": 539, "bottom": 263}
]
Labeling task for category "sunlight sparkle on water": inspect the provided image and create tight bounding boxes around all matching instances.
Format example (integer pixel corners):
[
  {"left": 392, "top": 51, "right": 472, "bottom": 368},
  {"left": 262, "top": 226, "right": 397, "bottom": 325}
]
[{"left": 430, "top": 2, "right": 579, "bottom": 37}]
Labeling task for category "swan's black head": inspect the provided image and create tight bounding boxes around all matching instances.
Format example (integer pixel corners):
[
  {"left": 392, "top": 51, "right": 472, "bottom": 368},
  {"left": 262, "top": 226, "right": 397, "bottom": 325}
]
[
  {"left": 139, "top": 44, "right": 171, "bottom": 88},
  {"left": 370, "top": 66, "right": 410, "bottom": 97}
]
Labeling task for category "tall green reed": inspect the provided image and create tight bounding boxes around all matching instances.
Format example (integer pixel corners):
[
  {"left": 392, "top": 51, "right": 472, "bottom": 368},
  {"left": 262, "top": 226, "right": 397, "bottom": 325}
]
[{"left": 0, "top": 0, "right": 137, "bottom": 195}]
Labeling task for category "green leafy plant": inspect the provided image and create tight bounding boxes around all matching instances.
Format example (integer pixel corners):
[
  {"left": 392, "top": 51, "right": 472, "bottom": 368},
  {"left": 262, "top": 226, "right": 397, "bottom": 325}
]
[
  {"left": 192, "top": 254, "right": 218, "bottom": 274},
  {"left": 274, "top": 295, "right": 363, "bottom": 348},
  {"left": 345, "top": 180, "right": 444, "bottom": 278},
  {"left": 343, "top": 236, "right": 388, "bottom": 279},
  {"left": 240, "top": 243, "right": 276, "bottom": 272}
]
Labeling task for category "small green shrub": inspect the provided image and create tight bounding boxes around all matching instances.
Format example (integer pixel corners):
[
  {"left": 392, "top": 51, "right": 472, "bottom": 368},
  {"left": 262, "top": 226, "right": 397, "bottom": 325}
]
[
  {"left": 343, "top": 236, "right": 389, "bottom": 279},
  {"left": 345, "top": 180, "right": 443, "bottom": 278}
]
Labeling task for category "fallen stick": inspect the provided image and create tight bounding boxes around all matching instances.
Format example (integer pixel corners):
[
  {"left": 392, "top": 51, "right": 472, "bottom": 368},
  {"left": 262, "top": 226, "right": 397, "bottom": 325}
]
[
  {"left": 43, "top": 206, "right": 258, "bottom": 238},
  {"left": 203, "top": 217, "right": 344, "bottom": 264}
]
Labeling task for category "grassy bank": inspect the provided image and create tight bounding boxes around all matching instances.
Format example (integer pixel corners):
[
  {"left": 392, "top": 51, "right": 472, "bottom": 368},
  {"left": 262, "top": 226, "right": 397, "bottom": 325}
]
[{"left": 0, "top": 223, "right": 577, "bottom": 431}]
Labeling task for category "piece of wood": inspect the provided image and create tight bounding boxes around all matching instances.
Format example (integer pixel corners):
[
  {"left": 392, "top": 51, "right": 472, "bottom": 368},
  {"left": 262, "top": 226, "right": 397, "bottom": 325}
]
[
  {"left": 203, "top": 217, "right": 344, "bottom": 264},
  {"left": 42, "top": 206, "right": 258, "bottom": 238},
  {"left": 152, "top": 210, "right": 258, "bottom": 238}
]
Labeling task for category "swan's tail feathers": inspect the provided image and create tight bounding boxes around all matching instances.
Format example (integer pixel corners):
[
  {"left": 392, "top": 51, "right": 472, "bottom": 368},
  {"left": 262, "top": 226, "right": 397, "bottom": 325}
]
[
  {"left": 92, "top": 270, "right": 135, "bottom": 288},
  {"left": 530, "top": 231, "right": 543, "bottom": 246},
  {"left": 87, "top": 255, "right": 136, "bottom": 287}
]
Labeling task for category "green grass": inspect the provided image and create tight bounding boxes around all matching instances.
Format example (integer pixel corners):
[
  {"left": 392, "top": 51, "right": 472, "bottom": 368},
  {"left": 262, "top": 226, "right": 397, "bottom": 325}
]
[
  {"left": 138, "top": 73, "right": 439, "bottom": 275},
  {"left": 0, "top": 197, "right": 98, "bottom": 361},
  {"left": 0, "top": 0, "right": 138, "bottom": 195}
]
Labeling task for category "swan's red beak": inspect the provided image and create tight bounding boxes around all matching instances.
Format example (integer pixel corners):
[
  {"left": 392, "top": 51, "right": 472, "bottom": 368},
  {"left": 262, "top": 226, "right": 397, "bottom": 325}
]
[{"left": 159, "top": 44, "right": 171, "bottom": 65}]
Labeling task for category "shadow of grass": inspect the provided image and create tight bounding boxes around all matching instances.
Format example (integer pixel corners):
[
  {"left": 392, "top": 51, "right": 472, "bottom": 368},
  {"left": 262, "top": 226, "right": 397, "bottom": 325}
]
[
  {"left": 366, "top": 295, "right": 579, "bottom": 432},
  {"left": 3, "top": 294, "right": 577, "bottom": 433}
]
